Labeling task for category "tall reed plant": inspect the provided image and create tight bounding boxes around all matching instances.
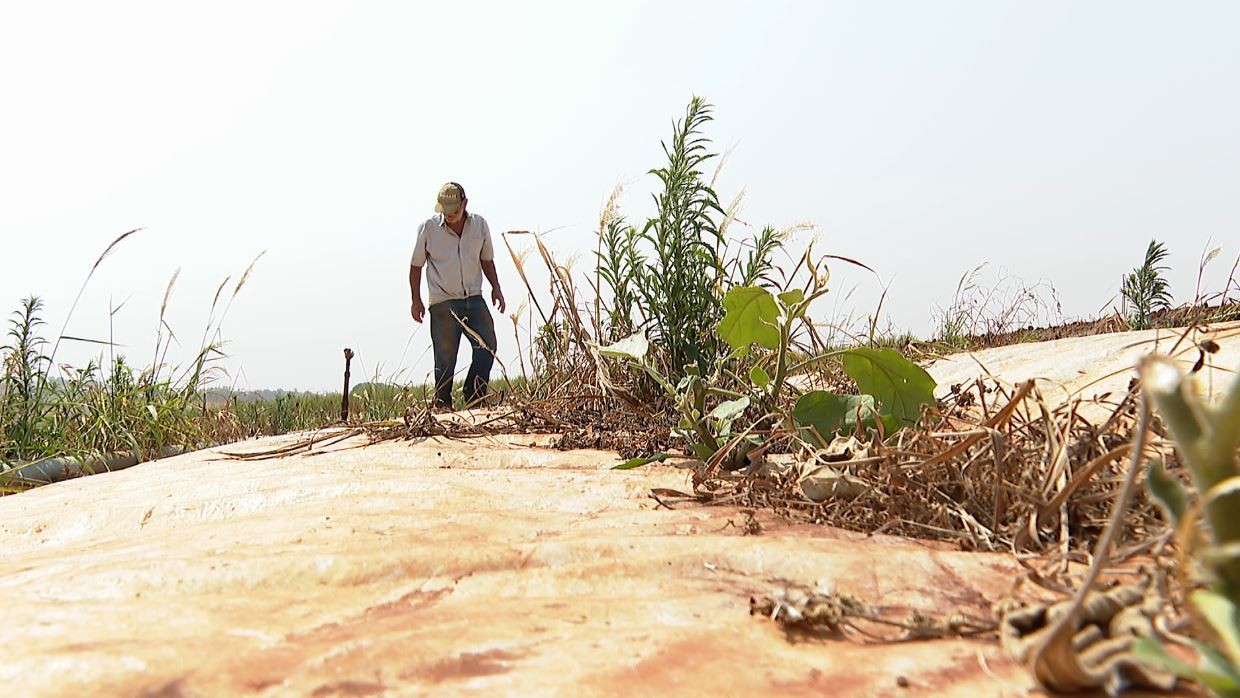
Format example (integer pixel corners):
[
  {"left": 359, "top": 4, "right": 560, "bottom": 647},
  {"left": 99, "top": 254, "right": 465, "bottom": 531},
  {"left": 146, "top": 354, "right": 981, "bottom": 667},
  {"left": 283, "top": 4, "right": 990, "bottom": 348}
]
[
  {"left": 1, "top": 297, "right": 53, "bottom": 461},
  {"left": 1, "top": 232, "right": 264, "bottom": 487},
  {"left": 1122, "top": 240, "right": 1173, "bottom": 330},
  {"left": 595, "top": 97, "right": 791, "bottom": 383}
]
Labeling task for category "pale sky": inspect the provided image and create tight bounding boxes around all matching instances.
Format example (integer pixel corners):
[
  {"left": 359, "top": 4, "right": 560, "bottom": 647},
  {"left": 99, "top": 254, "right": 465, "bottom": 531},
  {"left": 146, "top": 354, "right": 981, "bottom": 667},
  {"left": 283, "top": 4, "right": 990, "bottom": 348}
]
[{"left": 2, "top": 1, "right": 1238, "bottom": 392}]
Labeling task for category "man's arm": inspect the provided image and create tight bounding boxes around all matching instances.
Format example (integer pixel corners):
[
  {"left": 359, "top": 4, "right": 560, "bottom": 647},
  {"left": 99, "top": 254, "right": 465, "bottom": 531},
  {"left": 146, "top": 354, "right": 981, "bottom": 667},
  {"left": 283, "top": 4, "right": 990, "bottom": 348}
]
[
  {"left": 479, "top": 220, "right": 505, "bottom": 313},
  {"left": 409, "top": 264, "right": 426, "bottom": 323},
  {"left": 481, "top": 260, "right": 505, "bottom": 313},
  {"left": 410, "top": 223, "right": 429, "bottom": 323}
]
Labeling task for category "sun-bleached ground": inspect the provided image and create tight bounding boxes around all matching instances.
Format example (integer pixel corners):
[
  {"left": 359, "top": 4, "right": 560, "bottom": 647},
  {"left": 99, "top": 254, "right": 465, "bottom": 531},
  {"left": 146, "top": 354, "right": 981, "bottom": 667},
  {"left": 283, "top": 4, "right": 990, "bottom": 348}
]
[{"left": 3, "top": 321, "right": 1236, "bottom": 696}]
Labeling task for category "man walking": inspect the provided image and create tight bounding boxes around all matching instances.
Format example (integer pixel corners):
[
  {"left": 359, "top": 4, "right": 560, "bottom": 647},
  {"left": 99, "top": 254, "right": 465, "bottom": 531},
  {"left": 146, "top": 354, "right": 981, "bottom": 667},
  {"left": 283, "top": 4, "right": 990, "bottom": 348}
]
[{"left": 409, "top": 182, "right": 506, "bottom": 409}]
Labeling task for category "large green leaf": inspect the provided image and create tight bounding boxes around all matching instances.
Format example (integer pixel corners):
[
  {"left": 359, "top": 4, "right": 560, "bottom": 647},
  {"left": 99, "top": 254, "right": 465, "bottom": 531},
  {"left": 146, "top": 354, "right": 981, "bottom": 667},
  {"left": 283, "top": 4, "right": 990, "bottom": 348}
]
[
  {"left": 596, "top": 332, "right": 650, "bottom": 361},
  {"left": 718, "top": 286, "right": 779, "bottom": 350},
  {"left": 708, "top": 396, "right": 750, "bottom": 423},
  {"left": 793, "top": 392, "right": 878, "bottom": 445},
  {"left": 840, "top": 347, "right": 935, "bottom": 427},
  {"left": 777, "top": 289, "right": 805, "bottom": 308}
]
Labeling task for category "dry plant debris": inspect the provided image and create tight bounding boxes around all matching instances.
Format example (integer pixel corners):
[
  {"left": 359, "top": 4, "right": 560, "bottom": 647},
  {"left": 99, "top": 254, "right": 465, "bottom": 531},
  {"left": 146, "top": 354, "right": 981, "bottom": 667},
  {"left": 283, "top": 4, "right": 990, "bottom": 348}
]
[
  {"left": 749, "top": 580, "right": 996, "bottom": 642},
  {"left": 220, "top": 395, "right": 673, "bottom": 462},
  {"left": 1000, "top": 571, "right": 1179, "bottom": 694},
  {"left": 691, "top": 377, "right": 1175, "bottom": 555},
  {"left": 225, "top": 371, "right": 1176, "bottom": 563}
]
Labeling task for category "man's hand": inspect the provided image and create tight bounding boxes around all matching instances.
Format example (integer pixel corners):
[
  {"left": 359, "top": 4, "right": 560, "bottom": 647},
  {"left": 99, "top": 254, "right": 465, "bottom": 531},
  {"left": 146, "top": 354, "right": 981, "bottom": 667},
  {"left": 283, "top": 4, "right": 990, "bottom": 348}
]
[
  {"left": 491, "top": 287, "right": 506, "bottom": 314},
  {"left": 411, "top": 298, "right": 426, "bottom": 323}
]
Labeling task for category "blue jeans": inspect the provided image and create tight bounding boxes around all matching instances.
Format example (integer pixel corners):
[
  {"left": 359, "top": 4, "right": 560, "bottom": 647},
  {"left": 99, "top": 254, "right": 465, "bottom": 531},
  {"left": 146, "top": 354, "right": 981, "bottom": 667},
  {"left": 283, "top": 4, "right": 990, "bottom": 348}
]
[{"left": 429, "top": 296, "right": 497, "bottom": 407}]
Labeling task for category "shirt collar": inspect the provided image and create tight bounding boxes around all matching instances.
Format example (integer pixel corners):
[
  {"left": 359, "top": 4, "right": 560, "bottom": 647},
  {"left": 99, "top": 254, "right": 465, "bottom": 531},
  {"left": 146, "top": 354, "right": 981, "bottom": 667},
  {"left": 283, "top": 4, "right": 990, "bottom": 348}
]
[{"left": 435, "top": 212, "right": 470, "bottom": 227}]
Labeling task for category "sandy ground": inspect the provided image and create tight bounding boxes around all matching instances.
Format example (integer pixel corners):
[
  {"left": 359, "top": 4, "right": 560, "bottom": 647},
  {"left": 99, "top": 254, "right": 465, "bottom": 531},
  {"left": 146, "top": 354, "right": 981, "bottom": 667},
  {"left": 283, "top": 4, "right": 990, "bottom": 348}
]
[
  {"left": 0, "top": 433, "right": 1036, "bottom": 697},
  {"left": 2, "top": 322, "right": 1236, "bottom": 696}
]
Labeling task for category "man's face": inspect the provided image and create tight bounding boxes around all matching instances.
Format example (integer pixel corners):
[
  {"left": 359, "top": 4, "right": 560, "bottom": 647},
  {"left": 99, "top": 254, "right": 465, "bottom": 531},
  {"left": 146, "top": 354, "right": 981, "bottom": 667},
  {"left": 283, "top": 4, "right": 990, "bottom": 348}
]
[{"left": 444, "top": 201, "right": 467, "bottom": 225}]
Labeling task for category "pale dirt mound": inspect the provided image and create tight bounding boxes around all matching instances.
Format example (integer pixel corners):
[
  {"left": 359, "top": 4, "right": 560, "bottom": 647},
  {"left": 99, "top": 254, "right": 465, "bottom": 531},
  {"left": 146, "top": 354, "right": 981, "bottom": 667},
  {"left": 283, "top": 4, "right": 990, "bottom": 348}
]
[
  {"left": 3, "top": 322, "right": 1237, "bottom": 696},
  {"left": 0, "top": 434, "right": 1031, "bottom": 696},
  {"left": 927, "top": 321, "right": 1240, "bottom": 415}
]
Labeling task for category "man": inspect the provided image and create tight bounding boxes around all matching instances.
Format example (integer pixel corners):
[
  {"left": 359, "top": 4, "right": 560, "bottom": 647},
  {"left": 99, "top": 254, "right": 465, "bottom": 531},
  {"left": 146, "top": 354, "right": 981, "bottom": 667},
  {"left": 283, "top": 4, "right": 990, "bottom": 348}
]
[{"left": 409, "top": 182, "right": 506, "bottom": 409}]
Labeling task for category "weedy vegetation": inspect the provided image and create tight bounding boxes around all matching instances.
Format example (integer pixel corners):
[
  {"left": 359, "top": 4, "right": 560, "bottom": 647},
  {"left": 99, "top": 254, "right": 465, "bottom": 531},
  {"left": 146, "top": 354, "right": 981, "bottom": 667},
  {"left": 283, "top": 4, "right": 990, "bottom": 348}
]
[
  {"left": 933, "top": 263, "right": 1063, "bottom": 349},
  {"left": 0, "top": 235, "right": 273, "bottom": 489},
  {"left": 1122, "top": 240, "right": 1174, "bottom": 331}
]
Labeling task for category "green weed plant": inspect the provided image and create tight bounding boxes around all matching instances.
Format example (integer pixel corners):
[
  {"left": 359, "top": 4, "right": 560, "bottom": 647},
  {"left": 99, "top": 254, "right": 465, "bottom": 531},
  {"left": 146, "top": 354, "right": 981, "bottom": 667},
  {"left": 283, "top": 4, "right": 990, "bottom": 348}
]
[
  {"left": 1134, "top": 356, "right": 1240, "bottom": 695},
  {"left": 1122, "top": 240, "right": 1174, "bottom": 330}
]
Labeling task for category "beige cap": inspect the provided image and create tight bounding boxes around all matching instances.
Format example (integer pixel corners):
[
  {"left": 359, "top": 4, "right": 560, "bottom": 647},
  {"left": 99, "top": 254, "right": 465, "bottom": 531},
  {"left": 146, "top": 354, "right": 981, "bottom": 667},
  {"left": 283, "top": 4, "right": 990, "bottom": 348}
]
[{"left": 435, "top": 182, "right": 466, "bottom": 214}]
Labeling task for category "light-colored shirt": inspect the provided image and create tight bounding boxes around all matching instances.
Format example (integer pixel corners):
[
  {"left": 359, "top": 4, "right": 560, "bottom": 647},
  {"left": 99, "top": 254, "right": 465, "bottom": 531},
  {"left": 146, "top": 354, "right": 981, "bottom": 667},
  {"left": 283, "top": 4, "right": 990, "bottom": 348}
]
[{"left": 410, "top": 213, "right": 495, "bottom": 306}]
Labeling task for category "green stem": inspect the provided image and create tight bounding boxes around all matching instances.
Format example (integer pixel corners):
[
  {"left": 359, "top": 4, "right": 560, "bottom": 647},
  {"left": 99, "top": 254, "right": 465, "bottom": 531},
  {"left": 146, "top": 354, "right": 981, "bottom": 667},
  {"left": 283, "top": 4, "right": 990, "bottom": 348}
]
[
  {"left": 1144, "top": 359, "right": 1207, "bottom": 452},
  {"left": 770, "top": 320, "right": 791, "bottom": 406},
  {"left": 787, "top": 348, "right": 848, "bottom": 377},
  {"left": 721, "top": 367, "right": 750, "bottom": 387},
  {"left": 633, "top": 360, "right": 677, "bottom": 400},
  {"left": 704, "top": 386, "right": 746, "bottom": 400},
  {"left": 1143, "top": 357, "right": 1240, "bottom": 593},
  {"left": 1212, "top": 371, "right": 1240, "bottom": 455},
  {"left": 695, "top": 422, "right": 720, "bottom": 454}
]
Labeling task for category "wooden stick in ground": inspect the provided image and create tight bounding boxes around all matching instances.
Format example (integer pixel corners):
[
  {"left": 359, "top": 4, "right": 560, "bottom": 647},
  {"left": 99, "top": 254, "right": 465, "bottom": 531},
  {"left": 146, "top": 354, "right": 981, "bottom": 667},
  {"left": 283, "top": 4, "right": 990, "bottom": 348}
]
[{"left": 341, "top": 348, "right": 354, "bottom": 423}]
